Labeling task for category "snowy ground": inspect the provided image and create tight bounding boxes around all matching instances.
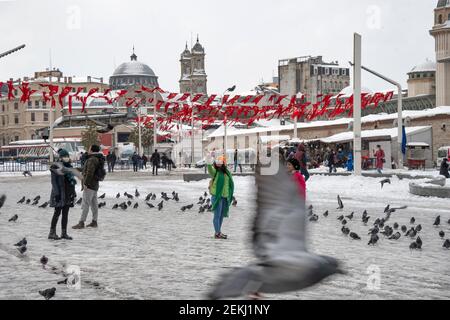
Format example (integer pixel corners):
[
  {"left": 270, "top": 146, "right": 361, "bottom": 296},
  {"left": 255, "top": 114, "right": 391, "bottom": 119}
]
[{"left": 0, "top": 172, "right": 449, "bottom": 300}]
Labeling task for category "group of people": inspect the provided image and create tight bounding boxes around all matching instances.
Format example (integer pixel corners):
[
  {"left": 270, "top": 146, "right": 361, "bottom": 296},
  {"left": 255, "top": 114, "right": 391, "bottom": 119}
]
[
  {"left": 48, "top": 144, "right": 105, "bottom": 240},
  {"left": 131, "top": 150, "right": 174, "bottom": 175}
]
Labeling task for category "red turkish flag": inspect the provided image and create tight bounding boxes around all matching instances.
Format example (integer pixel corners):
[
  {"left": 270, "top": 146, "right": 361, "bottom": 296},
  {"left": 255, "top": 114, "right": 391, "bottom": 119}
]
[
  {"left": 7, "top": 81, "right": 16, "bottom": 100},
  {"left": 18, "top": 82, "right": 37, "bottom": 104}
]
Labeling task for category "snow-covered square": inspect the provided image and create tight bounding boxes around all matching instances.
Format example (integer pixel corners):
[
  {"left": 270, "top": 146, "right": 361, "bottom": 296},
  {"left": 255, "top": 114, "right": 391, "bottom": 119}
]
[{"left": 0, "top": 171, "right": 449, "bottom": 300}]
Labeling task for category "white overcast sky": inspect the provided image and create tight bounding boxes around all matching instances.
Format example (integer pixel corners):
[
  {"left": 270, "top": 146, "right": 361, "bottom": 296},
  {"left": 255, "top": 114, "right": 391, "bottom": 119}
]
[{"left": 0, "top": 0, "right": 438, "bottom": 94}]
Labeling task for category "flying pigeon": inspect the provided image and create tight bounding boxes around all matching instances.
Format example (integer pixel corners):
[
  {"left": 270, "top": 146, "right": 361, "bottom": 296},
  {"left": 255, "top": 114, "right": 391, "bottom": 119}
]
[
  {"left": 17, "top": 196, "right": 25, "bottom": 204},
  {"left": 207, "top": 154, "right": 344, "bottom": 300},
  {"left": 380, "top": 178, "right": 391, "bottom": 189}
]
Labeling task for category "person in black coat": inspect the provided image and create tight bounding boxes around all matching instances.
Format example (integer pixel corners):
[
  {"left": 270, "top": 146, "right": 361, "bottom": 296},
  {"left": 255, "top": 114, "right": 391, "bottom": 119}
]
[
  {"left": 328, "top": 150, "right": 336, "bottom": 173},
  {"left": 49, "top": 149, "right": 77, "bottom": 240},
  {"left": 131, "top": 152, "right": 139, "bottom": 172},
  {"left": 440, "top": 158, "right": 450, "bottom": 178},
  {"left": 150, "top": 149, "right": 161, "bottom": 176}
]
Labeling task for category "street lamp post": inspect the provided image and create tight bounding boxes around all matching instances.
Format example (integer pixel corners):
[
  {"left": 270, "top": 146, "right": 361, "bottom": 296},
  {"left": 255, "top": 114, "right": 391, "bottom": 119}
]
[{"left": 222, "top": 85, "right": 236, "bottom": 157}]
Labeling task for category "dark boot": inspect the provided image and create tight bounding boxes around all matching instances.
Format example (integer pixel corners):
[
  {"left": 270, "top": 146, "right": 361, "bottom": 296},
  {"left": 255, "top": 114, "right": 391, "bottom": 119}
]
[
  {"left": 72, "top": 222, "right": 85, "bottom": 229},
  {"left": 61, "top": 230, "right": 73, "bottom": 240},
  {"left": 48, "top": 229, "right": 61, "bottom": 240},
  {"left": 86, "top": 221, "right": 98, "bottom": 228}
]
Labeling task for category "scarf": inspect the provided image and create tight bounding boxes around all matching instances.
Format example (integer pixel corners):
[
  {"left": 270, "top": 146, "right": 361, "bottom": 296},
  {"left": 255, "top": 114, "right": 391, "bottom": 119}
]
[{"left": 62, "top": 161, "right": 77, "bottom": 186}]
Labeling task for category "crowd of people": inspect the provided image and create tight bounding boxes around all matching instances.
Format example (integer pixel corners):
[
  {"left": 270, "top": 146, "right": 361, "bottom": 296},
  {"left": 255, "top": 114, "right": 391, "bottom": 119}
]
[{"left": 280, "top": 143, "right": 388, "bottom": 174}]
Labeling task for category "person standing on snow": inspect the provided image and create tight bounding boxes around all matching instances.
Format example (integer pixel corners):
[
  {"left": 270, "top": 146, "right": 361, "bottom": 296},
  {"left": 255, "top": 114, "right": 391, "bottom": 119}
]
[
  {"left": 48, "top": 149, "right": 77, "bottom": 240},
  {"left": 374, "top": 145, "right": 385, "bottom": 174},
  {"left": 206, "top": 154, "right": 234, "bottom": 240},
  {"left": 440, "top": 158, "right": 449, "bottom": 178},
  {"left": 72, "top": 145, "right": 105, "bottom": 230},
  {"left": 150, "top": 149, "right": 161, "bottom": 176},
  {"left": 295, "top": 144, "right": 310, "bottom": 182},
  {"left": 287, "top": 158, "right": 306, "bottom": 200}
]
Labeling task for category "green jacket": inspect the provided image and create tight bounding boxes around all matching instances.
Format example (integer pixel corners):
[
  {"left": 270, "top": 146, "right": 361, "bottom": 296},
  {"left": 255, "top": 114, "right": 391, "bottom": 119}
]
[{"left": 208, "top": 164, "right": 234, "bottom": 217}]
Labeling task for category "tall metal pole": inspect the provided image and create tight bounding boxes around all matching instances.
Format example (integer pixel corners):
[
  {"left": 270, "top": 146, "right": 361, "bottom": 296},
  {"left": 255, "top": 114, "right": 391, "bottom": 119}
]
[
  {"left": 138, "top": 106, "right": 142, "bottom": 156},
  {"left": 191, "top": 99, "right": 195, "bottom": 165},
  {"left": 397, "top": 86, "right": 403, "bottom": 170},
  {"left": 153, "top": 94, "right": 157, "bottom": 151},
  {"left": 353, "top": 33, "right": 362, "bottom": 176}
]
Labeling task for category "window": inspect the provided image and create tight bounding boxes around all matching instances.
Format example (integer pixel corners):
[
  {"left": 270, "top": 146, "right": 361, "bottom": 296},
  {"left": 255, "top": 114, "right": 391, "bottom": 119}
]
[
  {"left": 439, "top": 14, "right": 443, "bottom": 24},
  {"left": 14, "top": 102, "right": 19, "bottom": 110},
  {"left": 15, "top": 136, "right": 19, "bottom": 141},
  {"left": 43, "top": 101, "right": 47, "bottom": 108},
  {"left": 35, "top": 101, "right": 39, "bottom": 108},
  {"left": 325, "top": 68, "right": 330, "bottom": 75},
  {"left": 1, "top": 116, "right": 4, "bottom": 126},
  {"left": 448, "top": 13, "right": 450, "bottom": 22},
  {"left": 1, "top": 105, "right": 4, "bottom": 112},
  {"left": 28, "top": 101, "right": 32, "bottom": 108},
  {"left": 31, "top": 113, "right": 35, "bottom": 122},
  {"left": 14, "top": 114, "right": 19, "bottom": 124},
  {"left": 44, "top": 113, "right": 49, "bottom": 122}
]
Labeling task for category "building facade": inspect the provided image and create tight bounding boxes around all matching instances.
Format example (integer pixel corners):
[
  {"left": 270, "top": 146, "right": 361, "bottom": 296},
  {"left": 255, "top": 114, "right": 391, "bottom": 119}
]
[
  {"left": 278, "top": 56, "right": 350, "bottom": 103},
  {"left": 0, "top": 69, "right": 108, "bottom": 146},
  {"left": 179, "top": 37, "right": 208, "bottom": 94},
  {"left": 430, "top": 0, "right": 450, "bottom": 106},
  {"left": 407, "top": 60, "right": 436, "bottom": 97}
]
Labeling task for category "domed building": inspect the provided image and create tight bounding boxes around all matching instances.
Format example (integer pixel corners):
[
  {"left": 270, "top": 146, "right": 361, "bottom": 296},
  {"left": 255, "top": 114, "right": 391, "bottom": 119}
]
[
  {"left": 407, "top": 59, "right": 436, "bottom": 98},
  {"left": 110, "top": 48, "right": 159, "bottom": 90}
]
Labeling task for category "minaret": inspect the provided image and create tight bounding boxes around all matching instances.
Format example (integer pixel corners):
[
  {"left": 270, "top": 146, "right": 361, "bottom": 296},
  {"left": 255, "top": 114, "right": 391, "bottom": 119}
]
[
  {"left": 190, "top": 35, "right": 207, "bottom": 94},
  {"left": 430, "top": 0, "right": 450, "bottom": 106}
]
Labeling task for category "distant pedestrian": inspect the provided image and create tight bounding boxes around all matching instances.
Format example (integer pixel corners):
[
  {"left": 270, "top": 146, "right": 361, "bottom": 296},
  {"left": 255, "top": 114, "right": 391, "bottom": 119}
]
[
  {"left": 72, "top": 145, "right": 105, "bottom": 230},
  {"left": 151, "top": 149, "right": 161, "bottom": 176},
  {"left": 328, "top": 150, "right": 336, "bottom": 173},
  {"left": 346, "top": 152, "right": 354, "bottom": 172},
  {"left": 106, "top": 151, "right": 116, "bottom": 173},
  {"left": 233, "top": 149, "right": 242, "bottom": 173},
  {"left": 161, "top": 153, "right": 168, "bottom": 170},
  {"left": 295, "top": 144, "right": 310, "bottom": 182},
  {"left": 48, "top": 149, "right": 77, "bottom": 240},
  {"left": 131, "top": 152, "right": 139, "bottom": 172},
  {"left": 142, "top": 155, "right": 148, "bottom": 169},
  {"left": 167, "top": 154, "right": 173, "bottom": 171},
  {"left": 374, "top": 145, "right": 385, "bottom": 174},
  {"left": 440, "top": 158, "right": 449, "bottom": 178}
]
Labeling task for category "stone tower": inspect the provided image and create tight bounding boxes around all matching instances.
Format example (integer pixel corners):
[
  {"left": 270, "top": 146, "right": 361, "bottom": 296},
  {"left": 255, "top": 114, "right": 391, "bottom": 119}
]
[
  {"left": 430, "top": 0, "right": 450, "bottom": 106},
  {"left": 179, "top": 36, "right": 207, "bottom": 94}
]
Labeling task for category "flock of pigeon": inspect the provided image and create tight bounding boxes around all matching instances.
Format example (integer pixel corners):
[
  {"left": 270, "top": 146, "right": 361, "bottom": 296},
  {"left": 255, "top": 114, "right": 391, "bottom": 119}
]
[
  {"left": 308, "top": 194, "right": 450, "bottom": 250},
  {"left": 0, "top": 188, "right": 239, "bottom": 300}
]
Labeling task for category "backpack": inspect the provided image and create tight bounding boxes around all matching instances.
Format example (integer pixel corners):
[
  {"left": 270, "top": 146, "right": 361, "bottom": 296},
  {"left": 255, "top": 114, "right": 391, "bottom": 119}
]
[{"left": 94, "top": 159, "right": 107, "bottom": 181}]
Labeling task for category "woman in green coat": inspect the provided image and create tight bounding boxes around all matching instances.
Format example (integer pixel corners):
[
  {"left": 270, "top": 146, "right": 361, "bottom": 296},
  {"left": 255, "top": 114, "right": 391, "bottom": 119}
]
[{"left": 207, "top": 154, "right": 234, "bottom": 239}]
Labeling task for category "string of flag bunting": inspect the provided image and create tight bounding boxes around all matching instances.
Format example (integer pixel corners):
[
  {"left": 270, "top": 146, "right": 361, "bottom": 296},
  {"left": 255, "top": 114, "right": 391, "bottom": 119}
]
[{"left": 0, "top": 81, "right": 394, "bottom": 131}]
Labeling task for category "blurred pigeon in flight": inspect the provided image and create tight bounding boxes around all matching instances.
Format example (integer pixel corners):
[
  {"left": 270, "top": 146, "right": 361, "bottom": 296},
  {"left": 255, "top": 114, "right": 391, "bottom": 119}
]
[{"left": 208, "top": 153, "right": 344, "bottom": 300}]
